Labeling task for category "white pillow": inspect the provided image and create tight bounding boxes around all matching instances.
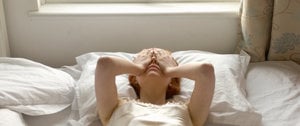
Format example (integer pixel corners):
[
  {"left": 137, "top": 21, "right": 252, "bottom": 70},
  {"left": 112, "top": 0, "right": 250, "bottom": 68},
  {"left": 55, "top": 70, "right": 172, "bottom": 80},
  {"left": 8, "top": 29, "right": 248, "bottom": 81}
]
[
  {"left": 172, "top": 50, "right": 261, "bottom": 126},
  {"left": 0, "top": 58, "right": 75, "bottom": 115},
  {"left": 74, "top": 50, "right": 261, "bottom": 126},
  {"left": 73, "top": 52, "right": 135, "bottom": 126},
  {"left": 0, "top": 109, "right": 27, "bottom": 126}
]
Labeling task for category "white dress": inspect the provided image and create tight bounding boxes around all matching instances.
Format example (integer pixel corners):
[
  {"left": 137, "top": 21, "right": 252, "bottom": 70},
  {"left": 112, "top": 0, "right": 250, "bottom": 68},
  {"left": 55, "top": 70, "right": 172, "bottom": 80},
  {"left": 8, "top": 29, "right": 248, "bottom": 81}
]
[{"left": 107, "top": 98, "right": 193, "bottom": 126}]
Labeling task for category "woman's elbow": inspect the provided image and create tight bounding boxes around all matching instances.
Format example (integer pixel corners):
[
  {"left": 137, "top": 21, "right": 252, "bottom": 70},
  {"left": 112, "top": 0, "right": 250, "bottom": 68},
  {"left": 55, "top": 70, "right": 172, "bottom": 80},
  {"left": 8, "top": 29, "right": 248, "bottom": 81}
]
[
  {"left": 96, "top": 57, "right": 115, "bottom": 71},
  {"left": 199, "top": 63, "right": 215, "bottom": 87},
  {"left": 200, "top": 63, "right": 215, "bottom": 75}
]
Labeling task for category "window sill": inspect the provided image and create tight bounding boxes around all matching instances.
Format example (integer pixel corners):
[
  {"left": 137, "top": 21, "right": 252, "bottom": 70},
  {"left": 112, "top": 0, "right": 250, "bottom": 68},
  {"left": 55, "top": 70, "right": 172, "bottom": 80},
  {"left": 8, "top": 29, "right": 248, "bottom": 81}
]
[{"left": 29, "top": 2, "right": 240, "bottom": 16}]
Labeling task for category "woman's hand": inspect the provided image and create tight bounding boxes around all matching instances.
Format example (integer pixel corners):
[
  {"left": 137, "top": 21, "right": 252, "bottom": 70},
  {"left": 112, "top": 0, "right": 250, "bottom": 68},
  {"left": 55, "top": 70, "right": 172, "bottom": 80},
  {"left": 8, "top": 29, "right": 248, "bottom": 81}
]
[
  {"left": 133, "top": 49, "right": 152, "bottom": 75},
  {"left": 155, "top": 49, "right": 177, "bottom": 75}
]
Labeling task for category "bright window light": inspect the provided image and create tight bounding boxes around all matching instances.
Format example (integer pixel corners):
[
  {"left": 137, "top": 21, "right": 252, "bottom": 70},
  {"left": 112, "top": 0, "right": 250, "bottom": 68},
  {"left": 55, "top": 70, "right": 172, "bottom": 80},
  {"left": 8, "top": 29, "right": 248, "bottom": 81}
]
[{"left": 45, "top": 0, "right": 239, "bottom": 3}]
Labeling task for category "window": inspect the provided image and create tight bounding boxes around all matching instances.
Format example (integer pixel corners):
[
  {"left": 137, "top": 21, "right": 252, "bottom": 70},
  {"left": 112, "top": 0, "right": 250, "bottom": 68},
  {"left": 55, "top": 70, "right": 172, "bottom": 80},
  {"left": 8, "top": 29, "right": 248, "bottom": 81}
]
[
  {"left": 45, "top": 0, "right": 239, "bottom": 3},
  {"left": 32, "top": 0, "right": 240, "bottom": 16}
]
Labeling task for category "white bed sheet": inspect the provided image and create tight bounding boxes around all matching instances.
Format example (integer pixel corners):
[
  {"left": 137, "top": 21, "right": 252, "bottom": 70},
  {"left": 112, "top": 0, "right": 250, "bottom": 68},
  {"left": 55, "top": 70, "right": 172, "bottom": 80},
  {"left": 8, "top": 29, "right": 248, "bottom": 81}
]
[
  {"left": 21, "top": 52, "right": 253, "bottom": 126},
  {"left": 246, "top": 61, "right": 300, "bottom": 126},
  {"left": 0, "top": 109, "right": 27, "bottom": 126},
  {"left": 22, "top": 61, "right": 300, "bottom": 126},
  {"left": 23, "top": 106, "right": 72, "bottom": 126}
]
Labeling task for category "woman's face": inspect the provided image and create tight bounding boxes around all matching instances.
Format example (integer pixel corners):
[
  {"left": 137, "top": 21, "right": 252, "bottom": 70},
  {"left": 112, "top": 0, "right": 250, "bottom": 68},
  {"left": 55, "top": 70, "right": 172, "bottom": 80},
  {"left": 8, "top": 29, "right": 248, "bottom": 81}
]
[
  {"left": 135, "top": 48, "right": 162, "bottom": 76},
  {"left": 133, "top": 48, "right": 177, "bottom": 86}
]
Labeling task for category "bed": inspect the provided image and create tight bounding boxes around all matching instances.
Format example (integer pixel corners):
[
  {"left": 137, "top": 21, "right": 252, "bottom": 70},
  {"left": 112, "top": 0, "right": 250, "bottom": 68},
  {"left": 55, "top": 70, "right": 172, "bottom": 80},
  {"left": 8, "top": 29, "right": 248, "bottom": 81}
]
[
  {"left": 1, "top": 0, "right": 300, "bottom": 124},
  {"left": 1, "top": 49, "right": 299, "bottom": 126}
]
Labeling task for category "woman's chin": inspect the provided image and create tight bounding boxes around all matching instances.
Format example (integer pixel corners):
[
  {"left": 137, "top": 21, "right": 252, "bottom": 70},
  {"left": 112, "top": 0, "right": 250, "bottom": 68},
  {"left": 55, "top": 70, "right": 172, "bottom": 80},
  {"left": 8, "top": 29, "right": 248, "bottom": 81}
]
[{"left": 146, "top": 71, "right": 161, "bottom": 77}]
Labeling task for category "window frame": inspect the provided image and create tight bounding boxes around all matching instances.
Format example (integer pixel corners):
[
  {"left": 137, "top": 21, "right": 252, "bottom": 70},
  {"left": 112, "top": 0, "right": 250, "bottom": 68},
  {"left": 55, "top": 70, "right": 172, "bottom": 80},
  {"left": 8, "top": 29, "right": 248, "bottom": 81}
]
[
  {"left": 30, "top": 0, "right": 240, "bottom": 16},
  {"left": 45, "top": 0, "right": 239, "bottom": 3}
]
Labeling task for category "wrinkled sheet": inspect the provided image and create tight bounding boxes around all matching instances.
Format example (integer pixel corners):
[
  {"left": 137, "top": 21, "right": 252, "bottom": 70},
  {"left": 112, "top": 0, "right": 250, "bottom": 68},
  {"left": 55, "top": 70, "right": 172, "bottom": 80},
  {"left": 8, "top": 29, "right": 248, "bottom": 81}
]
[{"left": 246, "top": 61, "right": 300, "bottom": 126}]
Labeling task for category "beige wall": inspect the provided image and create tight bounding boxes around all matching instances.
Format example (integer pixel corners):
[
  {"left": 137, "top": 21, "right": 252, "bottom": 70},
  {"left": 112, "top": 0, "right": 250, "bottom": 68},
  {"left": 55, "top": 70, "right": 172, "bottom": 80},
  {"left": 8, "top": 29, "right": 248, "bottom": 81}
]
[{"left": 4, "top": 0, "right": 240, "bottom": 67}]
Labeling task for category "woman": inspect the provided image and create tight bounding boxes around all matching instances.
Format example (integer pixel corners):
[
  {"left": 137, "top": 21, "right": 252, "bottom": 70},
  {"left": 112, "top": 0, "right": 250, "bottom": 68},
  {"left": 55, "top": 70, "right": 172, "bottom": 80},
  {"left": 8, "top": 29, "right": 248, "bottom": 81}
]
[{"left": 95, "top": 48, "right": 215, "bottom": 126}]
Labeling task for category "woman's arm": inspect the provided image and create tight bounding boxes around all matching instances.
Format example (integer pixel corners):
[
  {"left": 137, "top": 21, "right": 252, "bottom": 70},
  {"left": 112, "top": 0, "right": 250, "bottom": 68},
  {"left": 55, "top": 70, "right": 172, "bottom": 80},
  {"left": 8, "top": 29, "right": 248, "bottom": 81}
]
[
  {"left": 95, "top": 56, "right": 144, "bottom": 125},
  {"left": 155, "top": 49, "right": 215, "bottom": 126},
  {"left": 165, "top": 63, "right": 215, "bottom": 126}
]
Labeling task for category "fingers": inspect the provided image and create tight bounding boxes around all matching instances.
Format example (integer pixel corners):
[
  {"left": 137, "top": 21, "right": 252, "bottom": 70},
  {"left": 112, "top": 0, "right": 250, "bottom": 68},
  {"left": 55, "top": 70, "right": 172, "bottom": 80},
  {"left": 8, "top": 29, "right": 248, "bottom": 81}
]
[
  {"left": 136, "top": 48, "right": 176, "bottom": 66},
  {"left": 147, "top": 49, "right": 152, "bottom": 56},
  {"left": 155, "top": 49, "right": 161, "bottom": 56},
  {"left": 155, "top": 48, "right": 170, "bottom": 57}
]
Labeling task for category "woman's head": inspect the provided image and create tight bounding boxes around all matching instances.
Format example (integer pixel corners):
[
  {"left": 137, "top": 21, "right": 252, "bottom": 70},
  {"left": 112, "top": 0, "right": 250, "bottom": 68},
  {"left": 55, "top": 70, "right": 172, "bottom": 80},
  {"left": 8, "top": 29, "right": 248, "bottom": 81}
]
[{"left": 128, "top": 48, "right": 180, "bottom": 99}]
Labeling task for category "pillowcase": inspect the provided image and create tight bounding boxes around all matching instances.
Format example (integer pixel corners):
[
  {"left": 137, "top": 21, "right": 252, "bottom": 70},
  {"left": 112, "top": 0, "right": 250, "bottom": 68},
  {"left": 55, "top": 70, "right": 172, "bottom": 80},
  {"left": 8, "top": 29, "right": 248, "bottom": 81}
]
[
  {"left": 0, "top": 58, "right": 75, "bottom": 115},
  {"left": 73, "top": 52, "right": 135, "bottom": 126},
  {"left": 172, "top": 50, "right": 261, "bottom": 126},
  {"left": 74, "top": 50, "right": 261, "bottom": 126}
]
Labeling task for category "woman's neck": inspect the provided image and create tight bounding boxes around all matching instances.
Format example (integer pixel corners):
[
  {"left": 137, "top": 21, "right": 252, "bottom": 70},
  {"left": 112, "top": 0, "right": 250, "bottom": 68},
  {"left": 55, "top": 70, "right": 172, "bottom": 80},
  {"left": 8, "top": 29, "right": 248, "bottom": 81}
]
[{"left": 139, "top": 84, "right": 167, "bottom": 105}]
